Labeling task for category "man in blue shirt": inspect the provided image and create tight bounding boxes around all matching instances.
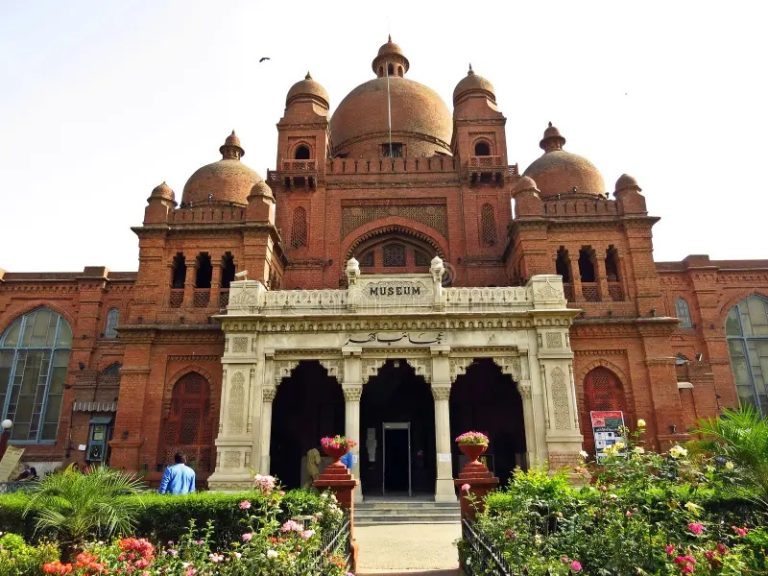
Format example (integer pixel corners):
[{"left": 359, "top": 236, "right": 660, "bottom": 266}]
[{"left": 158, "top": 452, "right": 196, "bottom": 495}]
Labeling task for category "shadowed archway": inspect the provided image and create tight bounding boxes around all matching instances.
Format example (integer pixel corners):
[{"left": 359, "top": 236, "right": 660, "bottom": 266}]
[
  {"left": 450, "top": 358, "right": 525, "bottom": 486},
  {"left": 270, "top": 361, "right": 344, "bottom": 489}
]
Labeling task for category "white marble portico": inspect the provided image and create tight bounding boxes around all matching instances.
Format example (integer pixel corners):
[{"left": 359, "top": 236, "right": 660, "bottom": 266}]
[{"left": 207, "top": 257, "right": 583, "bottom": 499}]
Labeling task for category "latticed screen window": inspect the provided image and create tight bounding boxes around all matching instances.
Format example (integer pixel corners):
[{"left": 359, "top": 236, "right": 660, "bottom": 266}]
[
  {"left": 291, "top": 207, "right": 308, "bottom": 248},
  {"left": 414, "top": 250, "right": 430, "bottom": 267},
  {"left": 383, "top": 243, "right": 406, "bottom": 267},
  {"left": 726, "top": 296, "right": 768, "bottom": 415},
  {"left": 360, "top": 251, "right": 374, "bottom": 267},
  {"left": 675, "top": 297, "right": 693, "bottom": 328},
  {"left": 0, "top": 308, "right": 72, "bottom": 442},
  {"left": 480, "top": 204, "right": 497, "bottom": 246},
  {"left": 161, "top": 372, "right": 214, "bottom": 471},
  {"left": 584, "top": 367, "right": 626, "bottom": 412}
]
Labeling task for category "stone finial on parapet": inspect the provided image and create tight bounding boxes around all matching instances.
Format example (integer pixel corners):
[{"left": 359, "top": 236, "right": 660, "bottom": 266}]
[
  {"left": 345, "top": 257, "right": 360, "bottom": 286},
  {"left": 430, "top": 255, "right": 446, "bottom": 306},
  {"left": 529, "top": 274, "right": 567, "bottom": 309}
]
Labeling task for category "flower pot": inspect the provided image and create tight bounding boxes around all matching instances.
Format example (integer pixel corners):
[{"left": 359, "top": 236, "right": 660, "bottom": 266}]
[
  {"left": 322, "top": 444, "right": 349, "bottom": 463},
  {"left": 458, "top": 443, "right": 488, "bottom": 464}
]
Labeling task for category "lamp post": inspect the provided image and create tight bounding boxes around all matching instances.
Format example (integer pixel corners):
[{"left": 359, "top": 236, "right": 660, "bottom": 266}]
[{"left": 0, "top": 419, "right": 12, "bottom": 460}]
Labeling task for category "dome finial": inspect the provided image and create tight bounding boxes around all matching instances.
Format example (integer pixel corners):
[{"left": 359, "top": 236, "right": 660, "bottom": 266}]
[
  {"left": 220, "top": 130, "right": 245, "bottom": 160},
  {"left": 468, "top": 63, "right": 474, "bottom": 75},
  {"left": 388, "top": 33, "right": 392, "bottom": 42},
  {"left": 540, "top": 122, "right": 566, "bottom": 152},
  {"left": 305, "top": 71, "right": 312, "bottom": 80}
]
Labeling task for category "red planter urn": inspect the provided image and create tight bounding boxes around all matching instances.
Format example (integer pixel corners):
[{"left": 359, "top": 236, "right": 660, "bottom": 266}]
[
  {"left": 458, "top": 442, "right": 487, "bottom": 464},
  {"left": 322, "top": 444, "right": 349, "bottom": 463}
]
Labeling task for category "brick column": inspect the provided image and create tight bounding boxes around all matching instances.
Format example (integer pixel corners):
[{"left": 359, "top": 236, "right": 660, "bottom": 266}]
[{"left": 454, "top": 450, "right": 498, "bottom": 523}]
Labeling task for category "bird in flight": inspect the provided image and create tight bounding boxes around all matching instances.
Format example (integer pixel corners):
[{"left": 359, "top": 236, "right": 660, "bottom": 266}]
[{"left": 259, "top": 57, "right": 270, "bottom": 62}]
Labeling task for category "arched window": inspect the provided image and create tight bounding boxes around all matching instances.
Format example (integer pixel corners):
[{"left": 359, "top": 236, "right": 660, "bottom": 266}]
[
  {"left": 291, "top": 207, "right": 308, "bottom": 248},
  {"left": 480, "top": 204, "right": 497, "bottom": 246},
  {"left": 294, "top": 145, "right": 310, "bottom": 160},
  {"left": 474, "top": 141, "right": 491, "bottom": 156},
  {"left": 0, "top": 308, "right": 72, "bottom": 442},
  {"left": 676, "top": 297, "right": 693, "bottom": 328},
  {"left": 195, "top": 253, "right": 212, "bottom": 289},
  {"left": 726, "top": 295, "right": 768, "bottom": 415},
  {"left": 171, "top": 253, "right": 186, "bottom": 289},
  {"left": 383, "top": 243, "right": 406, "bottom": 267},
  {"left": 578, "top": 247, "right": 596, "bottom": 282},
  {"left": 584, "top": 367, "right": 627, "bottom": 413},
  {"left": 104, "top": 308, "right": 119, "bottom": 339},
  {"left": 555, "top": 247, "right": 572, "bottom": 282}
]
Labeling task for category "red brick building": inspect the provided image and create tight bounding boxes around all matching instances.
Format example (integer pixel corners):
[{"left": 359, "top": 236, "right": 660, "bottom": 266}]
[{"left": 1, "top": 39, "right": 766, "bottom": 491}]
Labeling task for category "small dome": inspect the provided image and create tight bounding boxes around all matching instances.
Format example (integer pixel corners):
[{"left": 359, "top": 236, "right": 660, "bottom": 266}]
[
  {"left": 182, "top": 132, "right": 266, "bottom": 207},
  {"left": 453, "top": 65, "right": 496, "bottom": 106},
  {"left": 512, "top": 175, "right": 540, "bottom": 194},
  {"left": 615, "top": 173, "right": 641, "bottom": 193},
  {"left": 149, "top": 181, "right": 175, "bottom": 202},
  {"left": 371, "top": 35, "right": 410, "bottom": 77},
  {"left": 248, "top": 179, "right": 274, "bottom": 199},
  {"left": 286, "top": 72, "right": 329, "bottom": 108},
  {"left": 523, "top": 123, "right": 605, "bottom": 198}
]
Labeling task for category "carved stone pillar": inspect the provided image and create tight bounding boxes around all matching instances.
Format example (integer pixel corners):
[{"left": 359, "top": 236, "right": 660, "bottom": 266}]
[
  {"left": 517, "top": 380, "right": 535, "bottom": 469},
  {"left": 259, "top": 387, "right": 276, "bottom": 474},
  {"left": 432, "top": 385, "right": 457, "bottom": 502},
  {"left": 343, "top": 385, "right": 363, "bottom": 502}
]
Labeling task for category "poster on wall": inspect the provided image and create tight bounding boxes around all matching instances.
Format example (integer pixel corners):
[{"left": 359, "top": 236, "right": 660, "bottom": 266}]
[{"left": 590, "top": 410, "right": 626, "bottom": 461}]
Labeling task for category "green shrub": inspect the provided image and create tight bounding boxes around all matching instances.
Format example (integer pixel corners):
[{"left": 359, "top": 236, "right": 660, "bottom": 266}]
[
  {"left": 0, "top": 533, "right": 58, "bottom": 576},
  {"left": 0, "top": 493, "right": 34, "bottom": 541}
]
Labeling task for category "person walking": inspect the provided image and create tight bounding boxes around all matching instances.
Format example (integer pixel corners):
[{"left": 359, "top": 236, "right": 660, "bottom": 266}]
[{"left": 158, "top": 452, "right": 196, "bottom": 495}]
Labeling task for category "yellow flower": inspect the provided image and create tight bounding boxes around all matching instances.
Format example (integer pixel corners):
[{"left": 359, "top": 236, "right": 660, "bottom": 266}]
[
  {"left": 633, "top": 446, "right": 645, "bottom": 455},
  {"left": 637, "top": 418, "right": 646, "bottom": 428},
  {"left": 669, "top": 445, "right": 688, "bottom": 459},
  {"left": 725, "top": 461, "right": 735, "bottom": 471}
]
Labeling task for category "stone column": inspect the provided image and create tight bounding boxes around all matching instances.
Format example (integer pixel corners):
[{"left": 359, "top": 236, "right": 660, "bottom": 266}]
[
  {"left": 517, "top": 379, "right": 536, "bottom": 469},
  {"left": 343, "top": 385, "right": 363, "bottom": 502},
  {"left": 210, "top": 261, "right": 222, "bottom": 309},
  {"left": 259, "top": 387, "right": 275, "bottom": 474},
  {"left": 432, "top": 385, "right": 457, "bottom": 502}
]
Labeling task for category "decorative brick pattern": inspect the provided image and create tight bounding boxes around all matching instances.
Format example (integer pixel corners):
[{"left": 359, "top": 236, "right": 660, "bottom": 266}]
[{"left": 341, "top": 204, "right": 448, "bottom": 238}]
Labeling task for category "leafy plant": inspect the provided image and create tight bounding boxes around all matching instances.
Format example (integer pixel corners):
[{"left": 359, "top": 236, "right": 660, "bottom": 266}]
[
  {"left": 696, "top": 406, "right": 768, "bottom": 506},
  {"left": 22, "top": 465, "right": 146, "bottom": 558}
]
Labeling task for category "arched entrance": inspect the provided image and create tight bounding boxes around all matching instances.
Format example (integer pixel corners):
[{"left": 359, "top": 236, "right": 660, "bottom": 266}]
[
  {"left": 360, "top": 360, "right": 436, "bottom": 496},
  {"left": 160, "top": 372, "right": 215, "bottom": 476},
  {"left": 450, "top": 359, "right": 526, "bottom": 486},
  {"left": 270, "top": 361, "right": 344, "bottom": 489}
]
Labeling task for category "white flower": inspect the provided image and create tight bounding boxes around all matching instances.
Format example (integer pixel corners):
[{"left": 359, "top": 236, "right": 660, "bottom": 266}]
[
  {"left": 266, "top": 549, "right": 279, "bottom": 559},
  {"left": 637, "top": 418, "right": 646, "bottom": 428},
  {"left": 669, "top": 445, "right": 688, "bottom": 459},
  {"left": 633, "top": 447, "right": 645, "bottom": 455},
  {"left": 725, "top": 461, "right": 735, "bottom": 470},
  {"left": 579, "top": 450, "right": 589, "bottom": 459}
]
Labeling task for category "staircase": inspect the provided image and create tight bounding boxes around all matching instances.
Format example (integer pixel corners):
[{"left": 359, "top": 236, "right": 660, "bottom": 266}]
[{"left": 355, "top": 498, "right": 461, "bottom": 525}]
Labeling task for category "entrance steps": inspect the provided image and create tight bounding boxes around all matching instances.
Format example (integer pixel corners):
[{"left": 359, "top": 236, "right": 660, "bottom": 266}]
[{"left": 355, "top": 498, "right": 461, "bottom": 525}]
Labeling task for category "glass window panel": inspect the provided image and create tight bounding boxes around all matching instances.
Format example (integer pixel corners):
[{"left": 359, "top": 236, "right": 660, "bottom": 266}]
[
  {"left": 104, "top": 309, "right": 119, "bottom": 339},
  {"left": 725, "top": 307, "right": 742, "bottom": 336},
  {"left": 747, "top": 297, "right": 768, "bottom": 336},
  {"left": 23, "top": 309, "right": 54, "bottom": 347},
  {"left": 41, "top": 422, "right": 59, "bottom": 440},
  {"left": 10, "top": 422, "right": 30, "bottom": 441},
  {"left": 57, "top": 320, "right": 72, "bottom": 348},
  {"left": 1, "top": 319, "right": 22, "bottom": 347},
  {"left": 675, "top": 298, "right": 693, "bottom": 328}
]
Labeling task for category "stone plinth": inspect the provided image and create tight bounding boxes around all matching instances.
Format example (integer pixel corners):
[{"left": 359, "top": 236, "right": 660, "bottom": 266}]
[
  {"left": 313, "top": 461, "right": 359, "bottom": 571},
  {"left": 454, "top": 459, "right": 499, "bottom": 522}
]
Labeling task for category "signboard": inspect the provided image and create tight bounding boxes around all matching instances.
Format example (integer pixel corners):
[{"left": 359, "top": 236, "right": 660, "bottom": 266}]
[
  {"left": 590, "top": 410, "right": 626, "bottom": 462},
  {"left": 0, "top": 446, "right": 25, "bottom": 481}
]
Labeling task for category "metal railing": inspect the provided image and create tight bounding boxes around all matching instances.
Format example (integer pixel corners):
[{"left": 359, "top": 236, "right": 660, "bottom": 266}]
[
  {"left": 0, "top": 481, "right": 33, "bottom": 494},
  {"left": 305, "top": 515, "right": 351, "bottom": 574},
  {"left": 462, "top": 519, "right": 513, "bottom": 576}
]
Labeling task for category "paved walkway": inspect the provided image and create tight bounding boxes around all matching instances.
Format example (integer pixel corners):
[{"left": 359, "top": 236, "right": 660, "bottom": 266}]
[{"left": 355, "top": 522, "right": 462, "bottom": 575}]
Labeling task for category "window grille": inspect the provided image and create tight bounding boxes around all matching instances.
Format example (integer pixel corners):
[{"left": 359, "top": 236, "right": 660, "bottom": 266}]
[
  {"left": 383, "top": 243, "right": 406, "bottom": 267},
  {"left": 480, "top": 204, "right": 497, "bottom": 246},
  {"left": 291, "top": 207, "right": 308, "bottom": 248}
]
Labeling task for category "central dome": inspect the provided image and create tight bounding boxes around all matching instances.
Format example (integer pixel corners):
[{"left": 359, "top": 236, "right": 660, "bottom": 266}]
[{"left": 330, "top": 39, "right": 452, "bottom": 158}]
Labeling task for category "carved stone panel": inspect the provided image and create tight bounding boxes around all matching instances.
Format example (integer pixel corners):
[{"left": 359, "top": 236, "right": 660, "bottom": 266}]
[
  {"left": 550, "top": 367, "right": 570, "bottom": 430},
  {"left": 228, "top": 372, "right": 245, "bottom": 434}
]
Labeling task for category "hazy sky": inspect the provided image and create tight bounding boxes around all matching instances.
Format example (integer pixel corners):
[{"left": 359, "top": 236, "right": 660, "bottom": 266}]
[{"left": 1, "top": 1, "right": 765, "bottom": 272}]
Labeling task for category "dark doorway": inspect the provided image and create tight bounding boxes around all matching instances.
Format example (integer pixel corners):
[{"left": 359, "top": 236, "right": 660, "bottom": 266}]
[
  {"left": 270, "top": 361, "right": 344, "bottom": 489},
  {"left": 450, "top": 358, "right": 526, "bottom": 486},
  {"left": 383, "top": 424, "right": 410, "bottom": 494},
  {"left": 360, "top": 360, "right": 435, "bottom": 496}
]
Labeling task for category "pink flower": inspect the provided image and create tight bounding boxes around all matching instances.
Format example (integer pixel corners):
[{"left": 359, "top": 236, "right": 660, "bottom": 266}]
[
  {"left": 688, "top": 522, "right": 705, "bottom": 535},
  {"left": 281, "top": 520, "right": 304, "bottom": 533},
  {"left": 208, "top": 553, "right": 224, "bottom": 563},
  {"left": 570, "top": 560, "right": 582, "bottom": 572},
  {"left": 731, "top": 525, "right": 748, "bottom": 537},
  {"left": 461, "top": 483, "right": 471, "bottom": 493},
  {"left": 239, "top": 500, "right": 252, "bottom": 510},
  {"left": 301, "top": 529, "right": 315, "bottom": 539},
  {"left": 665, "top": 544, "right": 676, "bottom": 555},
  {"left": 241, "top": 532, "right": 253, "bottom": 542}
]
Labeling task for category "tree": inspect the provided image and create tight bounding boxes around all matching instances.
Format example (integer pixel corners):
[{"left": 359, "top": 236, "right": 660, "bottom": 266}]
[{"left": 23, "top": 465, "right": 146, "bottom": 558}]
